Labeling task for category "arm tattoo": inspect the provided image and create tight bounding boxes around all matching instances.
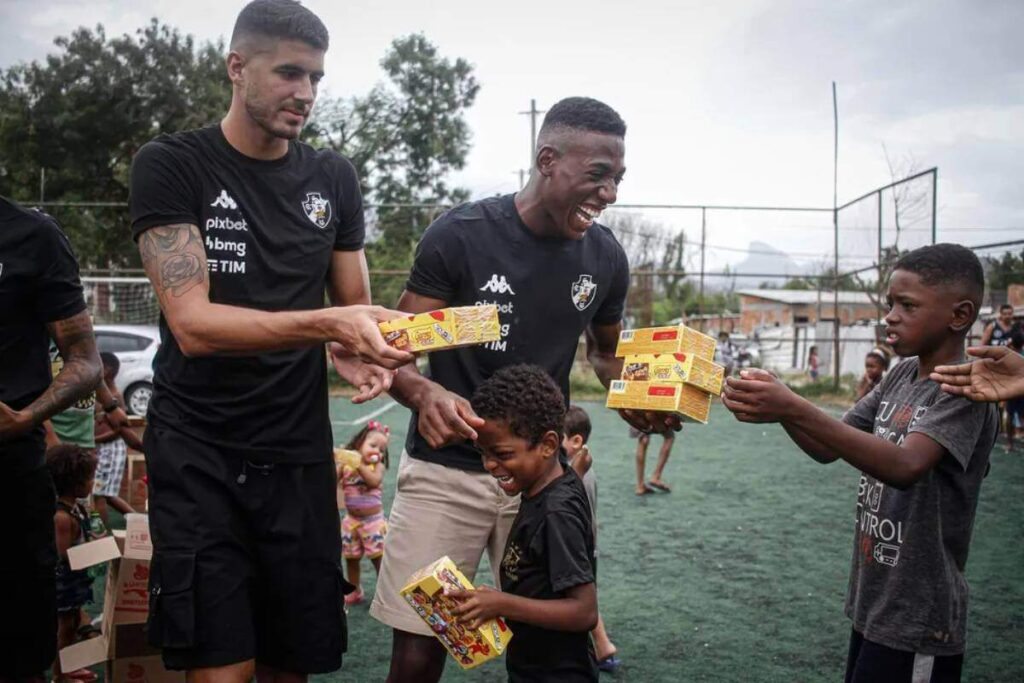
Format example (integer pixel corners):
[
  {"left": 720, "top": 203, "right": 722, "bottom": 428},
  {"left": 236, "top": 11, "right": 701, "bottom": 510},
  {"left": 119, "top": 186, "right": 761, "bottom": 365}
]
[
  {"left": 27, "top": 312, "right": 102, "bottom": 425},
  {"left": 139, "top": 223, "right": 207, "bottom": 299}
]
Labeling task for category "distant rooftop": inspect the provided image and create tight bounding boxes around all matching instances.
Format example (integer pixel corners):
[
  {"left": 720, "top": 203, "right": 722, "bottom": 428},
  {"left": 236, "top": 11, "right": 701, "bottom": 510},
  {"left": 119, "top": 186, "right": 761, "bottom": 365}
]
[{"left": 736, "top": 289, "right": 876, "bottom": 305}]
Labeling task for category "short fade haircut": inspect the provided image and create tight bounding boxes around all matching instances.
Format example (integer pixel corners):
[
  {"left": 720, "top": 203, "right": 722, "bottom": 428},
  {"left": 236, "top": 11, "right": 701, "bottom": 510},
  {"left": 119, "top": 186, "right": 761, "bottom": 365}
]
[
  {"left": 893, "top": 243, "right": 985, "bottom": 311},
  {"left": 471, "top": 365, "right": 566, "bottom": 446},
  {"left": 231, "top": 0, "right": 329, "bottom": 52},
  {"left": 46, "top": 444, "right": 97, "bottom": 497},
  {"left": 100, "top": 351, "right": 120, "bottom": 377},
  {"left": 1000, "top": 303, "right": 1014, "bottom": 312},
  {"left": 539, "top": 97, "right": 626, "bottom": 139},
  {"left": 564, "top": 405, "right": 592, "bottom": 444}
]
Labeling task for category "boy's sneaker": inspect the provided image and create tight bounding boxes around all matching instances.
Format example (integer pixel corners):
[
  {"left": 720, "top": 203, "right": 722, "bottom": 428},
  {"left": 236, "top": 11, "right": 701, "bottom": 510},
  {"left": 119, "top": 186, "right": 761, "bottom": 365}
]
[{"left": 344, "top": 586, "right": 364, "bottom": 606}]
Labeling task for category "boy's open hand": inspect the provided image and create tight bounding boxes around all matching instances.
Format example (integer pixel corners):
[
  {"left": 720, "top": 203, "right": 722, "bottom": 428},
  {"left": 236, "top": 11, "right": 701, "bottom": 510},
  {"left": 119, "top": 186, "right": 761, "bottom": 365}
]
[
  {"left": 722, "top": 369, "right": 801, "bottom": 423},
  {"left": 930, "top": 345, "right": 1024, "bottom": 402},
  {"left": 447, "top": 585, "right": 504, "bottom": 631}
]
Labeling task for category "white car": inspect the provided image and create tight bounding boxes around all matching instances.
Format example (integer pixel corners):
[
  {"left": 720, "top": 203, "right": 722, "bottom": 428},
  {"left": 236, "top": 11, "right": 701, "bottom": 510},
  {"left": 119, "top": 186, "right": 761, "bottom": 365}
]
[{"left": 94, "top": 324, "right": 160, "bottom": 416}]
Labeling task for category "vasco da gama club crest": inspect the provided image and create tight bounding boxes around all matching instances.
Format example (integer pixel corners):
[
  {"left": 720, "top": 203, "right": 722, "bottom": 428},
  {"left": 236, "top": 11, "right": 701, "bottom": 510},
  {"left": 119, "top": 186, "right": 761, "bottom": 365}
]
[
  {"left": 301, "top": 192, "right": 332, "bottom": 228},
  {"left": 571, "top": 274, "right": 598, "bottom": 311}
]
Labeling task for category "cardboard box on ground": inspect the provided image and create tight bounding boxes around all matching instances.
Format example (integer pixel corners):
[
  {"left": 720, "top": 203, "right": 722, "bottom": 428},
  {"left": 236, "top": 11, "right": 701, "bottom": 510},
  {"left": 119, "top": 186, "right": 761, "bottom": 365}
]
[
  {"left": 61, "top": 513, "right": 182, "bottom": 683},
  {"left": 117, "top": 416, "right": 147, "bottom": 511}
]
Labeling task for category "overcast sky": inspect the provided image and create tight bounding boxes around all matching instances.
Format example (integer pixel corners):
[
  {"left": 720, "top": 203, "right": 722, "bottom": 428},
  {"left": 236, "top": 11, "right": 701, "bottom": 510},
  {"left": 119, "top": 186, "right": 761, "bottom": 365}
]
[{"left": 2, "top": 0, "right": 1021, "bottom": 273}]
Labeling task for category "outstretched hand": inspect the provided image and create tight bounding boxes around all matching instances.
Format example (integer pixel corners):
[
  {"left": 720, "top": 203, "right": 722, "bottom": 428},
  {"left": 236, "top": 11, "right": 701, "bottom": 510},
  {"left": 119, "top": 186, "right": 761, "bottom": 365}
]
[
  {"left": 721, "top": 368, "right": 801, "bottom": 423},
  {"left": 930, "top": 345, "right": 1024, "bottom": 402},
  {"left": 329, "top": 305, "right": 416, "bottom": 370}
]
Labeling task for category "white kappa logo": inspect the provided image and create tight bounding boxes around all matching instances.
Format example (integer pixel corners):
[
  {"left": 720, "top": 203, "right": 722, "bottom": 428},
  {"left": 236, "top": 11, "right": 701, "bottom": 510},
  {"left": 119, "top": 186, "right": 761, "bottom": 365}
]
[
  {"left": 301, "top": 192, "right": 332, "bottom": 229},
  {"left": 571, "top": 274, "right": 598, "bottom": 311},
  {"left": 210, "top": 190, "right": 238, "bottom": 210},
  {"left": 480, "top": 274, "right": 516, "bottom": 295}
]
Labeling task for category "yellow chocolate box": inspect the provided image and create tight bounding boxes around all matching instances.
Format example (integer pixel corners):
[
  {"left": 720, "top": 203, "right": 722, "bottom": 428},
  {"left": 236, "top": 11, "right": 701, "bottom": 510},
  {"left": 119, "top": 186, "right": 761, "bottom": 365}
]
[
  {"left": 380, "top": 305, "right": 501, "bottom": 353},
  {"left": 621, "top": 353, "right": 725, "bottom": 395},
  {"left": 605, "top": 379, "right": 714, "bottom": 424},
  {"left": 401, "top": 556, "right": 513, "bottom": 670},
  {"left": 614, "top": 324, "right": 717, "bottom": 360}
]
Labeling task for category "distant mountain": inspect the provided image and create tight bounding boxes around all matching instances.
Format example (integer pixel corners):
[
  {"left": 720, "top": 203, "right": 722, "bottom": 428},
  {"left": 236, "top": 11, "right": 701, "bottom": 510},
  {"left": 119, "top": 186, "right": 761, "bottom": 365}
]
[{"left": 726, "top": 241, "right": 807, "bottom": 289}]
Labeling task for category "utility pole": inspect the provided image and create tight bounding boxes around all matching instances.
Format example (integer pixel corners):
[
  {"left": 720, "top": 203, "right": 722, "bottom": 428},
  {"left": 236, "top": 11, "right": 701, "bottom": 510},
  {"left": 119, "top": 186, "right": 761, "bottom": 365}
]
[
  {"left": 698, "top": 207, "right": 707, "bottom": 318},
  {"left": 518, "top": 99, "right": 545, "bottom": 169}
]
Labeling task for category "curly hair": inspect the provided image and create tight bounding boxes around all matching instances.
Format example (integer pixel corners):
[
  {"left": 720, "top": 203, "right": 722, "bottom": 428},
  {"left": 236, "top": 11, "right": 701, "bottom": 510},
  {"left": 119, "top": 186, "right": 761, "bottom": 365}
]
[
  {"left": 471, "top": 365, "right": 566, "bottom": 445},
  {"left": 540, "top": 97, "right": 626, "bottom": 138},
  {"left": 894, "top": 244, "right": 984, "bottom": 311},
  {"left": 564, "top": 405, "right": 592, "bottom": 443},
  {"left": 46, "top": 444, "right": 97, "bottom": 497},
  {"left": 345, "top": 422, "right": 391, "bottom": 468}
]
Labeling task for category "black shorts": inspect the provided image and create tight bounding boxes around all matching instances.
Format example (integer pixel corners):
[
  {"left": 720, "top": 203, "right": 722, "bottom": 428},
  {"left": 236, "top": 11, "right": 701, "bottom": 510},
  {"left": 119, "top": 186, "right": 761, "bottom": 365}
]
[
  {"left": 144, "top": 424, "right": 349, "bottom": 673},
  {"left": 0, "top": 444, "right": 57, "bottom": 678},
  {"left": 845, "top": 629, "right": 964, "bottom": 683}
]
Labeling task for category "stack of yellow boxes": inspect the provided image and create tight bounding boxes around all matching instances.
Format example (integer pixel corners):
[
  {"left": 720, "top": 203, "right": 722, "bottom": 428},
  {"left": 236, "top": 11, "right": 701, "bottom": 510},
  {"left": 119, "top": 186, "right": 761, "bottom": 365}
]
[{"left": 605, "top": 324, "right": 726, "bottom": 424}]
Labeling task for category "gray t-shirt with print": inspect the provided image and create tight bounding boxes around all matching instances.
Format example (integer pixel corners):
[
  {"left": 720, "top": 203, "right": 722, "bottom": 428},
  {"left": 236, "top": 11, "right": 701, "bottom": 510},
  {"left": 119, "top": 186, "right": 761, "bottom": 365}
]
[{"left": 841, "top": 357, "right": 997, "bottom": 655}]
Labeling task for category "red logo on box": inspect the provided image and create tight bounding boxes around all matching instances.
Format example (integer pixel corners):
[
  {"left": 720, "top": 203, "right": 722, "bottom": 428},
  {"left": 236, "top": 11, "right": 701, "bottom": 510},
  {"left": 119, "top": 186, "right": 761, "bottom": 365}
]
[
  {"left": 652, "top": 330, "right": 678, "bottom": 341},
  {"left": 648, "top": 386, "right": 677, "bottom": 397}
]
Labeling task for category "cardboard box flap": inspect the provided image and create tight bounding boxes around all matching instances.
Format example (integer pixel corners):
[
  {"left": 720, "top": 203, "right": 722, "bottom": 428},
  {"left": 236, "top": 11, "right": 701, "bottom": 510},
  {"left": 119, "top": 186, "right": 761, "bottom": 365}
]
[
  {"left": 68, "top": 535, "right": 121, "bottom": 570},
  {"left": 124, "top": 513, "right": 153, "bottom": 560},
  {"left": 59, "top": 633, "right": 109, "bottom": 671}
]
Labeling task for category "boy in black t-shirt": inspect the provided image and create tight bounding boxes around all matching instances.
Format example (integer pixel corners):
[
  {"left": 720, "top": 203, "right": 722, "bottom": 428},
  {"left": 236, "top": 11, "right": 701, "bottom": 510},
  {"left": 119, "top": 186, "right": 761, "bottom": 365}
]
[
  {"left": 723, "top": 244, "right": 998, "bottom": 682},
  {"left": 450, "top": 365, "right": 598, "bottom": 682}
]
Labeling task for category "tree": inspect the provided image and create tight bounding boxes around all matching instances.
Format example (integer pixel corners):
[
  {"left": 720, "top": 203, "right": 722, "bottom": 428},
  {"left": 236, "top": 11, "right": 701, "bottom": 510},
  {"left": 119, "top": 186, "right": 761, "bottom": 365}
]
[
  {"left": 602, "top": 212, "right": 693, "bottom": 325},
  {"left": 304, "top": 34, "right": 479, "bottom": 305},
  {"left": 984, "top": 248, "right": 1024, "bottom": 300},
  {"left": 0, "top": 21, "right": 229, "bottom": 267}
]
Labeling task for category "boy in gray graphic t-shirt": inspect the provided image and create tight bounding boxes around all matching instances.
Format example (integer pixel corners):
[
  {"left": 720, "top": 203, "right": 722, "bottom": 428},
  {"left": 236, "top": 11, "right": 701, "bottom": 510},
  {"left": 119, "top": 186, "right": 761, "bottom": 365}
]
[{"left": 722, "top": 244, "right": 997, "bottom": 683}]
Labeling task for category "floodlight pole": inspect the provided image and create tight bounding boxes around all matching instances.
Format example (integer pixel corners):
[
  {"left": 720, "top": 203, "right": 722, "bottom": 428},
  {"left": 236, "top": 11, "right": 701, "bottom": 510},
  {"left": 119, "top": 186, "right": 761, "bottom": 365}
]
[
  {"left": 699, "top": 207, "right": 707, "bottom": 319},
  {"left": 832, "top": 82, "right": 840, "bottom": 390}
]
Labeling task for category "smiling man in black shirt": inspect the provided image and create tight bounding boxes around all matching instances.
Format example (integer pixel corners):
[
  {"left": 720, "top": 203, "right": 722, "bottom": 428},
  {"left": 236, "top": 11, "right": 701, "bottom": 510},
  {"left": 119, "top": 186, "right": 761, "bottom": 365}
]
[
  {"left": 371, "top": 97, "right": 659, "bottom": 682},
  {"left": 128, "top": 2, "right": 412, "bottom": 682}
]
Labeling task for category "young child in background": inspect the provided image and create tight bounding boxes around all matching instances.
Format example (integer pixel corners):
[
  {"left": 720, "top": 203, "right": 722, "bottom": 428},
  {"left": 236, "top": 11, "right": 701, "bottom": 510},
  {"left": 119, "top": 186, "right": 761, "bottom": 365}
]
[
  {"left": 808, "top": 345, "right": 820, "bottom": 380},
  {"left": 723, "top": 244, "right": 998, "bottom": 682},
  {"left": 564, "top": 405, "right": 620, "bottom": 673},
  {"left": 92, "top": 353, "right": 142, "bottom": 524},
  {"left": 47, "top": 444, "right": 99, "bottom": 683},
  {"left": 338, "top": 420, "right": 390, "bottom": 606},
  {"left": 1004, "top": 329, "right": 1024, "bottom": 450},
  {"left": 855, "top": 347, "right": 891, "bottom": 401},
  {"left": 451, "top": 364, "right": 598, "bottom": 682}
]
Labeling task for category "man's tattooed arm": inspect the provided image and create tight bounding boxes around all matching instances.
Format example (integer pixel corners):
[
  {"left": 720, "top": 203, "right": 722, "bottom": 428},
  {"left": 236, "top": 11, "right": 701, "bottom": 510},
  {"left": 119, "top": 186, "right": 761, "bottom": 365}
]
[
  {"left": 139, "top": 223, "right": 207, "bottom": 300},
  {"left": 0, "top": 311, "right": 102, "bottom": 441}
]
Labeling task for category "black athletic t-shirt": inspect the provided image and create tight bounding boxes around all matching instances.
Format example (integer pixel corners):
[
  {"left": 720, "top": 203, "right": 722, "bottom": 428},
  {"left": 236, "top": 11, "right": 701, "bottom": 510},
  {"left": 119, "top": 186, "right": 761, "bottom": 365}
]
[
  {"left": 0, "top": 198, "right": 87, "bottom": 469},
  {"left": 404, "top": 194, "right": 629, "bottom": 471},
  {"left": 499, "top": 466, "right": 598, "bottom": 682},
  {"left": 129, "top": 125, "right": 365, "bottom": 462}
]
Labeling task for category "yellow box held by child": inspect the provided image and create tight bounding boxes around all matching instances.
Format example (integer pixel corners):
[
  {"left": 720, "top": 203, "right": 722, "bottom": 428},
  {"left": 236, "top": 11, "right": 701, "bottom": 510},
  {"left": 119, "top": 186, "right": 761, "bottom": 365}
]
[
  {"left": 614, "top": 324, "right": 717, "bottom": 360},
  {"left": 621, "top": 352, "right": 725, "bottom": 395},
  {"left": 380, "top": 305, "right": 501, "bottom": 353},
  {"left": 400, "top": 556, "right": 513, "bottom": 670},
  {"left": 605, "top": 379, "right": 714, "bottom": 424}
]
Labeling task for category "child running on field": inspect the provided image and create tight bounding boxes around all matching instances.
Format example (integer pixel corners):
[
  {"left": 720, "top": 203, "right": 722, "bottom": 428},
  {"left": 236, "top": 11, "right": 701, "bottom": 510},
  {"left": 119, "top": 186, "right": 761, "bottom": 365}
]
[
  {"left": 450, "top": 364, "right": 598, "bottom": 682},
  {"left": 47, "top": 444, "right": 99, "bottom": 683},
  {"left": 338, "top": 420, "right": 390, "bottom": 606},
  {"left": 855, "top": 347, "right": 891, "bottom": 401},
  {"left": 564, "top": 405, "right": 620, "bottom": 673},
  {"left": 723, "top": 244, "right": 998, "bottom": 682}
]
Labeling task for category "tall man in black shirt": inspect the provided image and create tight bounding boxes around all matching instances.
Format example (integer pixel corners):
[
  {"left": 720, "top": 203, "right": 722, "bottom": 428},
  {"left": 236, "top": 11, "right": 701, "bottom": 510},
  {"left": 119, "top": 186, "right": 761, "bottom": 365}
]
[
  {"left": 372, "top": 97, "right": 679, "bottom": 682},
  {"left": 0, "top": 196, "right": 102, "bottom": 681},
  {"left": 129, "top": 2, "right": 412, "bottom": 682}
]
